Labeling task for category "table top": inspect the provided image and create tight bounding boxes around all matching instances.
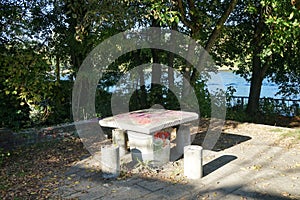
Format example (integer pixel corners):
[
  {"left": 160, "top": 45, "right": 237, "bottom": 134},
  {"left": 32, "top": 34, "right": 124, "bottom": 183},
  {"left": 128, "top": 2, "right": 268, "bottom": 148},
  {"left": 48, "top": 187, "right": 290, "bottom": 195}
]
[{"left": 99, "top": 109, "right": 198, "bottom": 134}]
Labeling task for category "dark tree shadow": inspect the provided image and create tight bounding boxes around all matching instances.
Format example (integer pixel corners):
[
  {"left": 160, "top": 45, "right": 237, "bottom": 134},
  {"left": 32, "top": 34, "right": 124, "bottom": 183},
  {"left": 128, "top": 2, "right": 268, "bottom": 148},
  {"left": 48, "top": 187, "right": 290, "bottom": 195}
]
[
  {"left": 59, "top": 159, "right": 295, "bottom": 200},
  {"left": 192, "top": 132, "right": 252, "bottom": 152}
]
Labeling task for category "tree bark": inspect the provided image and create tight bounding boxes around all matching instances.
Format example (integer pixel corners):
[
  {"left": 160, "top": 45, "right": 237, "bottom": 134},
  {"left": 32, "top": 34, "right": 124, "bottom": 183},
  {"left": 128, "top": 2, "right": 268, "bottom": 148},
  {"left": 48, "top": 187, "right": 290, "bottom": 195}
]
[
  {"left": 150, "top": 20, "right": 162, "bottom": 105},
  {"left": 168, "top": 24, "right": 177, "bottom": 89},
  {"left": 182, "top": 41, "right": 194, "bottom": 98},
  {"left": 204, "top": 0, "right": 238, "bottom": 52},
  {"left": 246, "top": 7, "right": 269, "bottom": 115},
  {"left": 151, "top": 21, "right": 161, "bottom": 85},
  {"left": 168, "top": 52, "right": 175, "bottom": 88},
  {"left": 56, "top": 55, "right": 60, "bottom": 83},
  {"left": 136, "top": 50, "right": 147, "bottom": 108},
  {"left": 151, "top": 49, "right": 161, "bottom": 83},
  {"left": 246, "top": 57, "right": 264, "bottom": 115}
]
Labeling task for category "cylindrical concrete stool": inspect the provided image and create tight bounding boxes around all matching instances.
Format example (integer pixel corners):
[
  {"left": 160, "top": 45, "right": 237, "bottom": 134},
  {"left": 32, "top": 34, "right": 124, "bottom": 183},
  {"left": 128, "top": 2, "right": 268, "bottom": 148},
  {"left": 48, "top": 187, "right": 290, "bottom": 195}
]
[
  {"left": 184, "top": 145, "right": 203, "bottom": 179},
  {"left": 101, "top": 145, "right": 120, "bottom": 178}
]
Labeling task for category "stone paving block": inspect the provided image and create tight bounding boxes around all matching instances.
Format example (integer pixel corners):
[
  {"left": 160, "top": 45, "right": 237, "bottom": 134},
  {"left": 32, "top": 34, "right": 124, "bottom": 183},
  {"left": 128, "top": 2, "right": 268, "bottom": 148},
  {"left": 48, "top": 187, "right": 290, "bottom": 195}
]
[
  {"left": 145, "top": 183, "right": 194, "bottom": 199},
  {"left": 55, "top": 185, "right": 82, "bottom": 198},
  {"left": 78, "top": 185, "right": 111, "bottom": 200},
  {"left": 194, "top": 186, "right": 242, "bottom": 200},
  {"left": 63, "top": 191, "right": 86, "bottom": 199},
  {"left": 59, "top": 185, "right": 111, "bottom": 200},
  {"left": 240, "top": 172, "right": 300, "bottom": 199},
  {"left": 65, "top": 166, "right": 82, "bottom": 176},
  {"left": 137, "top": 179, "right": 170, "bottom": 192},
  {"left": 112, "top": 177, "right": 145, "bottom": 187},
  {"left": 72, "top": 179, "right": 101, "bottom": 191},
  {"left": 225, "top": 188, "right": 292, "bottom": 200},
  {"left": 100, "top": 184, "right": 152, "bottom": 200},
  {"left": 69, "top": 169, "right": 90, "bottom": 178}
]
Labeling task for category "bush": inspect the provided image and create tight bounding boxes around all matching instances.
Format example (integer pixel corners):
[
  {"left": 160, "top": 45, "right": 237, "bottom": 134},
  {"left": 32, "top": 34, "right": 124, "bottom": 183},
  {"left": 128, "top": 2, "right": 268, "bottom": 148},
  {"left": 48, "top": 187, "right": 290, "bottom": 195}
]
[
  {"left": 0, "top": 80, "right": 73, "bottom": 129},
  {"left": 0, "top": 92, "right": 30, "bottom": 130}
]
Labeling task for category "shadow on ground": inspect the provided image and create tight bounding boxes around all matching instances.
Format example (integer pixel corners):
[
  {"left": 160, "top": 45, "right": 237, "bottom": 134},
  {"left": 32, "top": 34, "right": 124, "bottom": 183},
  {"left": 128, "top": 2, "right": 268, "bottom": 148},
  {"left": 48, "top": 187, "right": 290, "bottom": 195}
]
[
  {"left": 57, "top": 159, "right": 294, "bottom": 200},
  {"left": 194, "top": 185, "right": 295, "bottom": 200},
  {"left": 192, "top": 132, "right": 252, "bottom": 151},
  {"left": 56, "top": 163, "right": 196, "bottom": 199},
  {"left": 203, "top": 155, "right": 237, "bottom": 177}
]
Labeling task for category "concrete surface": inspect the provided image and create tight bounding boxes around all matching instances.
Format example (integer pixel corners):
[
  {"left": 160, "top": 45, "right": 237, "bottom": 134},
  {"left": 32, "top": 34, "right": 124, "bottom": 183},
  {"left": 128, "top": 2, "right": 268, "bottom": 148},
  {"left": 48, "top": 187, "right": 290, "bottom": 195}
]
[{"left": 55, "top": 124, "right": 300, "bottom": 199}]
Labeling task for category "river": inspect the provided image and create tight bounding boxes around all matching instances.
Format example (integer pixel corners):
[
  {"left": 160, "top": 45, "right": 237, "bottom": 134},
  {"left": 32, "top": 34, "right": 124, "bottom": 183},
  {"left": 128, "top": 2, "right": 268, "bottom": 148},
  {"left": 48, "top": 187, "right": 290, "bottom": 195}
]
[
  {"left": 218, "top": 71, "right": 283, "bottom": 99},
  {"left": 105, "top": 70, "right": 298, "bottom": 100}
]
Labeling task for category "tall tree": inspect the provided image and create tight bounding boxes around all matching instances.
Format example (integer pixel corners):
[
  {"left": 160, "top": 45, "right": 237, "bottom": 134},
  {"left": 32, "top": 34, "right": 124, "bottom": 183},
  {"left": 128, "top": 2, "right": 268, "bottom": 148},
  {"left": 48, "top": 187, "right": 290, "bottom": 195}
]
[
  {"left": 219, "top": 0, "right": 300, "bottom": 115},
  {"left": 0, "top": 0, "right": 56, "bottom": 125}
]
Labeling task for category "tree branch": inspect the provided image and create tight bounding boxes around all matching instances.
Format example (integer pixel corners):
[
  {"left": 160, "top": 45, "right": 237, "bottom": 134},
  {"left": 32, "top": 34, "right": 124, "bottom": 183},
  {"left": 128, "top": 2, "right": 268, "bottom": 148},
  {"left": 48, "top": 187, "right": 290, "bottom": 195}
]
[
  {"left": 204, "top": 0, "right": 238, "bottom": 52},
  {"left": 190, "top": 0, "right": 238, "bottom": 84},
  {"left": 177, "top": 0, "right": 193, "bottom": 30}
]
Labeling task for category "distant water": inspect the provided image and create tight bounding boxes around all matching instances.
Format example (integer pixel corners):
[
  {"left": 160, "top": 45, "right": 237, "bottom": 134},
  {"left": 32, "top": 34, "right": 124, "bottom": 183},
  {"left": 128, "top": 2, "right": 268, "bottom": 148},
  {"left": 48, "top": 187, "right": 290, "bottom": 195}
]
[
  {"left": 104, "top": 70, "right": 297, "bottom": 100},
  {"left": 217, "top": 71, "right": 295, "bottom": 99}
]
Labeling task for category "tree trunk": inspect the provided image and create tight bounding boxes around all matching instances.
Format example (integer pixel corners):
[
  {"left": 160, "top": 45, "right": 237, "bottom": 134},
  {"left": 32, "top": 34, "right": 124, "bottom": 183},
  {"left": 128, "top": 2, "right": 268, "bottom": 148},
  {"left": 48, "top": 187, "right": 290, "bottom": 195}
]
[
  {"left": 137, "top": 52, "right": 147, "bottom": 108},
  {"left": 168, "top": 52, "right": 175, "bottom": 89},
  {"left": 150, "top": 20, "right": 162, "bottom": 105},
  {"left": 151, "top": 48, "right": 161, "bottom": 83},
  {"left": 168, "top": 24, "right": 177, "bottom": 89},
  {"left": 246, "top": 8, "right": 268, "bottom": 115},
  {"left": 56, "top": 55, "right": 60, "bottom": 83},
  {"left": 151, "top": 21, "right": 161, "bottom": 85},
  {"left": 181, "top": 38, "right": 195, "bottom": 98},
  {"left": 246, "top": 58, "right": 264, "bottom": 115},
  {"left": 167, "top": 15, "right": 179, "bottom": 90}
]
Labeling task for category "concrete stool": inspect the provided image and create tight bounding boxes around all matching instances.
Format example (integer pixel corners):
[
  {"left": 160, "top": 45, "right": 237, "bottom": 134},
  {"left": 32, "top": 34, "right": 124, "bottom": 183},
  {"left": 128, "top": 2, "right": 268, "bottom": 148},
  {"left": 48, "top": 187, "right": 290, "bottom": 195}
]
[
  {"left": 101, "top": 145, "right": 120, "bottom": 178},
  {"left": 184, "top": 145, "right": 203, "bottom": 179}
]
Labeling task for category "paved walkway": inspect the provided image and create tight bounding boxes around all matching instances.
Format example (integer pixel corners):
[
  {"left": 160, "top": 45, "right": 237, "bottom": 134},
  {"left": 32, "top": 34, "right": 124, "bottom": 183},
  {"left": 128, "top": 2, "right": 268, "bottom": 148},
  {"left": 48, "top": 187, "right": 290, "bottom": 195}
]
[{"left": 55, "top": 124, "right": 300, "bottom": 199}]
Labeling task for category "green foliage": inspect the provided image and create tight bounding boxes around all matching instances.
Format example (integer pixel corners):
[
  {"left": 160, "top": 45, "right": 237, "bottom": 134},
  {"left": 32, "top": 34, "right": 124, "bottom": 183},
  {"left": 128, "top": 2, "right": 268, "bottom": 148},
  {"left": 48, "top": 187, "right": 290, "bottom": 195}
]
[
  {"left": 0, "top": 88, "right": 30, "bottom": 129},
  {"left": 95, "top": 71, "right": 212, "bottom": 119},
  {"left": 0, "top": 148, "right": 10, "bottom": 166},
  {"left": 226, "top": 109, "right": 249, "bottom": 122},
  {"left": 42, "top": 81, "right": 73, "bottom": 125},
  {"left": 0, "top": 30, "right": 73, "bottom": 128},
  {"left": 95, "top": 89, "right": 113, "bottom": 118},
  {"left": 144, "top": 0, "right": 180, "bottom": 26},
  {"left": 193, "top": 80, "right": 211, "bottom": 118},
  {"left": 216, "top": 0, "right": 300, "bottom": 114}
]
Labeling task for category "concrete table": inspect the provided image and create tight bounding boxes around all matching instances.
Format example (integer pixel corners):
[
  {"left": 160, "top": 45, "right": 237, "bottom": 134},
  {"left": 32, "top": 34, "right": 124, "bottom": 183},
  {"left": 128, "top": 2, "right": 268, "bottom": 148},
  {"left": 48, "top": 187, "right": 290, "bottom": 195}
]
[{"left": 99, "top": 109, "right": 199, "bottom": 164}]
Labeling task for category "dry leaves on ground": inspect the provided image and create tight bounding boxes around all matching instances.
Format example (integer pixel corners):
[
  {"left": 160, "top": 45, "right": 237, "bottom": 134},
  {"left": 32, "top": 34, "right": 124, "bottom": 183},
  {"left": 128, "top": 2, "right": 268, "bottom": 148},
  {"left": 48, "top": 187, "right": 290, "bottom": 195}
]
[{"left": 0, "top": 138, "right": 89, "bottom": 199}]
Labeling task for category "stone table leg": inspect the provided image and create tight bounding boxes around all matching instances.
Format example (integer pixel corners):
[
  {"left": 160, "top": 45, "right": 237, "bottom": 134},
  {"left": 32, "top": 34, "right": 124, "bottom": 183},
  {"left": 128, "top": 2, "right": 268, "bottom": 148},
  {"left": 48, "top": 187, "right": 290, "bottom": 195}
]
[
  {"left": 112, "top": 129, "right": 128, "bottom": 157},
  {"left": 127, "top": 131, "right": 154, "bottom": 162},
  {"left": 175, "top": 124, "right": 191, "bottom": 156}
]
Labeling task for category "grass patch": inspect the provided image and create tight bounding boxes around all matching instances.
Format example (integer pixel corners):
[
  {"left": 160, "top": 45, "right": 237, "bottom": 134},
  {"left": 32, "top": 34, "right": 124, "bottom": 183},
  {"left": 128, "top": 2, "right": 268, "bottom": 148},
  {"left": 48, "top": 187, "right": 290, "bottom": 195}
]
[
  {"left": 281, "top": 129, "right": 300, "bottom": 141},
  {"left": 271, "top": 128, "right": 285, "bottom": 133}
]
